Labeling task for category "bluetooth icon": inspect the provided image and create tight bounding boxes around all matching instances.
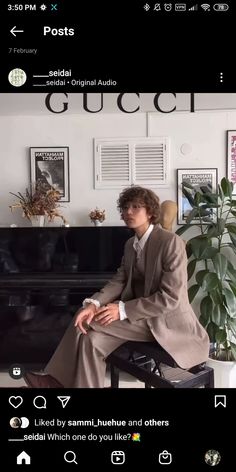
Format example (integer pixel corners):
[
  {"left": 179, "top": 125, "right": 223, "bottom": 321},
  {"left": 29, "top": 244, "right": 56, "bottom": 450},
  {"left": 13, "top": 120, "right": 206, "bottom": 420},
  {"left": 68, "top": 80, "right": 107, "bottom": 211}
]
[{"left": 143, "top": 3, "right": 151, "bottom": 11}]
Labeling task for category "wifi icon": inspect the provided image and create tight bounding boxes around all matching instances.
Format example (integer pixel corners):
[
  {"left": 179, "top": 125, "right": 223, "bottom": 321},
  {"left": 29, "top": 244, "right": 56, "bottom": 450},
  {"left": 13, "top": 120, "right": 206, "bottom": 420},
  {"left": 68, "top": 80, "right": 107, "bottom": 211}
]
[{"left": 201, "top": 3, "right": 210, "bottom": 10}]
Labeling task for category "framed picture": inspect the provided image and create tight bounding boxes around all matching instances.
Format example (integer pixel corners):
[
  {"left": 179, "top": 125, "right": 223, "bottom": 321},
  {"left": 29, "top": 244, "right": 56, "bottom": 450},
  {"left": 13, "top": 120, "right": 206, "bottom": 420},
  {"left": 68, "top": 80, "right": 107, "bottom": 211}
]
[
  {"left": 30, "top": 147, "right": 70, "bottom": 202},
  {"left": 227, "top": 130, "right": 236, "bottom": 194},
  {"left": 177, "top": 168, "right": 218, "bottom": 225}
]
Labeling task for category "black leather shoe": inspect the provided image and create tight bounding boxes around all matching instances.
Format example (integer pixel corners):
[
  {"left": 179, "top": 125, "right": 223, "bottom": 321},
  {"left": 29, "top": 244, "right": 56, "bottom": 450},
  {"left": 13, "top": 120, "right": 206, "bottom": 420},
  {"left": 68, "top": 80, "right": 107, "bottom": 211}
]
[{"left": 24, "top": 372, "right": 64, "bottom": 388}]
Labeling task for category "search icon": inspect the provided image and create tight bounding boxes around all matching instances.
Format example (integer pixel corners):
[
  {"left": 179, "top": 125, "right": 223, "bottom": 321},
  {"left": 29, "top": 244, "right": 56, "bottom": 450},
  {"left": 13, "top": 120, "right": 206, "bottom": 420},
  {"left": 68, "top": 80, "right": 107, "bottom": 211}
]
[
  {"left": 64, "top": 451, "right": 78, "bottom": 465},
  {"left": 33, "top": 396, "right": 47, "bottom": 409}
]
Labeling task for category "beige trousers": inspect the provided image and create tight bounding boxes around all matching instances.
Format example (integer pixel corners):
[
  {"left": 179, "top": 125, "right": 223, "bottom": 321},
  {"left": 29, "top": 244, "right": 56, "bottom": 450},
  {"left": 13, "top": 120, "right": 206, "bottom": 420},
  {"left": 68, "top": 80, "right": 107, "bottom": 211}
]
[{"left": 45, "top": 314, "right": 155, "bottom": 388}]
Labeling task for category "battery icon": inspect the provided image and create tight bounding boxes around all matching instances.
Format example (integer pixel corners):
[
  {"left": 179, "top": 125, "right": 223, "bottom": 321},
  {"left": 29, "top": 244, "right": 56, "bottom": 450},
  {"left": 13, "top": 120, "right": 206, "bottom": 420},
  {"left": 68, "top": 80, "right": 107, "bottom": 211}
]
[{"left": 213, "top": 3, "right": 229, "bottom": 10}]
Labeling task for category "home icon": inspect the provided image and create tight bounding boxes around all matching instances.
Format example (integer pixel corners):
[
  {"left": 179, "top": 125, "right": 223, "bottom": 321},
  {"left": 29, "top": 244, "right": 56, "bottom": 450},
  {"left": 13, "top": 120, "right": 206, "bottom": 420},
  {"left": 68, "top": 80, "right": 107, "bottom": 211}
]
[{"left": 16, "top": 451, "right": 31, "bottom": 465}]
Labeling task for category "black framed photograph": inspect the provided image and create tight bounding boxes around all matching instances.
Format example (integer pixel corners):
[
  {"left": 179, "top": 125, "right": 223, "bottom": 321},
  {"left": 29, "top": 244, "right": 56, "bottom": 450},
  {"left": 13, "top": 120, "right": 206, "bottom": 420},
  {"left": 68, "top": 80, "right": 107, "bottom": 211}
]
[
  {"left": 227, "top": 130, "right": 236, "bottom": 194},
  {"left": 177, "top": 168, "right": 218, "bottom": 225},
  {"left": 30, "top": 146, "right": 70, "bottom": 202}
]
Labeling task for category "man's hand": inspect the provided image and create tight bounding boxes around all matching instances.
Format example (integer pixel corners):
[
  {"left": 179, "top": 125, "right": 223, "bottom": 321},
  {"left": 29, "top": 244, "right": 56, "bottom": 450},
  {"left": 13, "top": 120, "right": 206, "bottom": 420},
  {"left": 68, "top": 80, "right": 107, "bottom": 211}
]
[
  {"left": 74, "top": 304, "right": 97, "bottom": 334},
  {"left": 95, "top": 303, "right": 120, "bottom": 326}
]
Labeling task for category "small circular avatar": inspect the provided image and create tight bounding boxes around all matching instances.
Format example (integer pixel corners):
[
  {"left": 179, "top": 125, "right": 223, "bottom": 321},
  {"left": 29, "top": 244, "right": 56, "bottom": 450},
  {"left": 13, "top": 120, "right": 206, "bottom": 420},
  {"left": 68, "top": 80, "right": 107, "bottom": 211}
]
[
  {"left": 10, "top": 417, "right": 22, "bottom": 429},
  {"left": 204, "top": 449, "right": 221, "bottom": 466},
  {"left": 8, "top": 68, "right": 27, "bottom": 87}
]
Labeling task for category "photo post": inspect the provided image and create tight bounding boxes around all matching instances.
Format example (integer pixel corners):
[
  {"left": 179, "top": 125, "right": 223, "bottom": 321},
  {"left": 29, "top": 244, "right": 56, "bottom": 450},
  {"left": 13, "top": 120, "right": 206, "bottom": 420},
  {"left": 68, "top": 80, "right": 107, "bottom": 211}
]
[{"left": 0, "top": 1, "right": 235, "bottom": 470}]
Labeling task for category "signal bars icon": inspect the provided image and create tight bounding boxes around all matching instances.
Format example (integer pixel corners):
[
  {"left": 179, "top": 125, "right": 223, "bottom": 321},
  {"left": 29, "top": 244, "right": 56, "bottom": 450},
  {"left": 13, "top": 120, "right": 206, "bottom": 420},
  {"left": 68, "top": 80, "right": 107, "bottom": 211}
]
[{"left": 189, "top": 4, "right": 198, "bottom": 10}]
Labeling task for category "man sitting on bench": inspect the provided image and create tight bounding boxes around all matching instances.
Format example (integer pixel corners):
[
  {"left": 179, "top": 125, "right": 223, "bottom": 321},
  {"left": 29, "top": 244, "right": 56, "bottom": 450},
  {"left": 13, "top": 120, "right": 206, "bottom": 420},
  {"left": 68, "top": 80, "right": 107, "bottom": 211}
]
[{"left": 24, "top": 186, "right": 209, "bottom": 388}]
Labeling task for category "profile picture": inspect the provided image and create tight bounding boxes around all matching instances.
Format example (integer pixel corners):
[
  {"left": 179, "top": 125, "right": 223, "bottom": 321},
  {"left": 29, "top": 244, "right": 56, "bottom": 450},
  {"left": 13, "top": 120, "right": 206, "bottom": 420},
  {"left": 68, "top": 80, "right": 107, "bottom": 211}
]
[
  {"left": 8, "top": 68, "right": 27, "bottom": 87},
  {"left": 10, "top": 417, "right": 22, "bottom": 429},
  {"left": 204, "top": 449, "right": 221, "bottom": 466}
]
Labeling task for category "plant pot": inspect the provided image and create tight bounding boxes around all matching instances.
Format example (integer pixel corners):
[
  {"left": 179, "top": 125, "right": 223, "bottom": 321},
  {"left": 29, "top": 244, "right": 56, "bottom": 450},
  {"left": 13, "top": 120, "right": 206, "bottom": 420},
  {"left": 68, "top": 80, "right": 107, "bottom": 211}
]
[
  {"left": 30, "top": 215, "right": 45, "bottom": 227},
  {"left": 206, "top": 357, "right": 236, "bottom": 388},
  {"left": 93, "top": 220, "right": 103, "bottom": 226}
]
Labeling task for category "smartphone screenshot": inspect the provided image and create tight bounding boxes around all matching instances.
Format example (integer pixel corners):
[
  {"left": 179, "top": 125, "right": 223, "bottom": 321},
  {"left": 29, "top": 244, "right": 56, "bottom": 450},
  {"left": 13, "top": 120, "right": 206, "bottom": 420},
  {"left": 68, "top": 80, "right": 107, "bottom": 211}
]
[{"left": 0, "top": 1, "right": 235, "bottom": 470}]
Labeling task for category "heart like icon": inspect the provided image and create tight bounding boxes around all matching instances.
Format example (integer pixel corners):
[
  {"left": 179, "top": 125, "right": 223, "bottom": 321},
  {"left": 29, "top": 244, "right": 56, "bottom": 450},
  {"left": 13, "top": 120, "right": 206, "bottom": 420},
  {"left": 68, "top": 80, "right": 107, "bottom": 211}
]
[{"left": 9, "top": 396, "right": 23, "bottom": 408}]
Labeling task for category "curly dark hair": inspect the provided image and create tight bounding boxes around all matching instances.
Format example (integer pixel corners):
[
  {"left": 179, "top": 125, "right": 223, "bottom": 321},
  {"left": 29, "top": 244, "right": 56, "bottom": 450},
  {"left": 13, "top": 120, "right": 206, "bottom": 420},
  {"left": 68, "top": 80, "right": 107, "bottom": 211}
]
[{"left": 117, "top": 186, "right": 160, "bottom": 224}]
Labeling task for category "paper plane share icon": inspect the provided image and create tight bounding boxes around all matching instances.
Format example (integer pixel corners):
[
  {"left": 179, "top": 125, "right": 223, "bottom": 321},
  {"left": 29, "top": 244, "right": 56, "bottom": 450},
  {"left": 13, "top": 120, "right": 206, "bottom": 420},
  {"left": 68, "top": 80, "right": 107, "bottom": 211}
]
[{"left": 57, "top": 396, "right": 71, "bottom": 408}]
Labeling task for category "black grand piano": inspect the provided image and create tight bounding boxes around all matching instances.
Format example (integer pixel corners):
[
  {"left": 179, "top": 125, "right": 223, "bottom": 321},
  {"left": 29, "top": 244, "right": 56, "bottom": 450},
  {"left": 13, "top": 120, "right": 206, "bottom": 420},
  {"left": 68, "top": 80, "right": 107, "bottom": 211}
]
[{"left": 0, "top": 226, "right": 133, "bottom": 368}]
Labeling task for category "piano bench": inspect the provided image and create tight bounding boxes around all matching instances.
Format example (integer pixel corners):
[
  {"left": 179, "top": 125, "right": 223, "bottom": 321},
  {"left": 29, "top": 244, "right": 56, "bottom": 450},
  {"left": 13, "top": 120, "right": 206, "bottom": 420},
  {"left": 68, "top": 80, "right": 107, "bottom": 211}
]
[{"left": 106, "top": 341, "right": 214, "bottom": 388}]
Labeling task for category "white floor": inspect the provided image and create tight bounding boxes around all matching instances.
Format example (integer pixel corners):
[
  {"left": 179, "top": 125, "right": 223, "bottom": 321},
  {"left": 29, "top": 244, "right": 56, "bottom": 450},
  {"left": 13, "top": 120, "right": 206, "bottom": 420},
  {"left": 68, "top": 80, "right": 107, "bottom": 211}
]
[{"left": 0, "top": 371, "right": 144, "bottom": 388}]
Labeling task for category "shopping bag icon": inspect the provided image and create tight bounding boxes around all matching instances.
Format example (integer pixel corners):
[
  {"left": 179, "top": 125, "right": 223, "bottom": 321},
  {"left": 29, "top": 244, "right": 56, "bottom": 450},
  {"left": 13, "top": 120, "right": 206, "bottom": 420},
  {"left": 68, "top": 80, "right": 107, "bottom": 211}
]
[{"left": 158, "top": 450, "right": 172, "bottom": 465}]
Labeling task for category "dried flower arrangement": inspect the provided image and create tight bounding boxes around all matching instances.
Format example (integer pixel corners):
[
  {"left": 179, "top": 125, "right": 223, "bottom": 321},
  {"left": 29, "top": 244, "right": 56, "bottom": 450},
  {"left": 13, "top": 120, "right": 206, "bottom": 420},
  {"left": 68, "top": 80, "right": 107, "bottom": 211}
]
[
  {"left": 89, "top": 207, "right": 106, "bottom": 223},
  {"left": 9, "top": 181, "right": 67, "bottom": 224}
]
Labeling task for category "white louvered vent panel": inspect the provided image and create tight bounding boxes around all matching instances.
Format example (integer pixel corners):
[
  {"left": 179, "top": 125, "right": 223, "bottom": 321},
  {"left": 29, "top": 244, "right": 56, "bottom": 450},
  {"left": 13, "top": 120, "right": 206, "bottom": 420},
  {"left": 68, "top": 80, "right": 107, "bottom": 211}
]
[
  {"left": 134, "top": 144, "right": 165, "bottom": 182},
  {"left": 94, "top": 138, "right": 169, "bottom": 189},
  {"left": 100, "top": 145, "right": 130, "bottom": 181}
]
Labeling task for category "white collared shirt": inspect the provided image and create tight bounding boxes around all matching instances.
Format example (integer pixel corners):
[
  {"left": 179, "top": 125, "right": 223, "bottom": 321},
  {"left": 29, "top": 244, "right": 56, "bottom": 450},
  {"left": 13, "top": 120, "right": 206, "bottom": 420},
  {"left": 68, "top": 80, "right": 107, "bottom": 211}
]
[
  {"left": 119, "top": 224, "right": 154, "bottom": 319},
  {"left": 133, "top": 224, "right": 154, "bottom": 259}
]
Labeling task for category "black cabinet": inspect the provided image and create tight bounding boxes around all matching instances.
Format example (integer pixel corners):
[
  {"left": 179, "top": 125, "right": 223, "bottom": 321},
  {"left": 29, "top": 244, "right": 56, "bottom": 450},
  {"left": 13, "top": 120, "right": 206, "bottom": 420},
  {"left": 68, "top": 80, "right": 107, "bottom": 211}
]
[{"left": 0, "top": 226, "right": 133, "bottom": 368}]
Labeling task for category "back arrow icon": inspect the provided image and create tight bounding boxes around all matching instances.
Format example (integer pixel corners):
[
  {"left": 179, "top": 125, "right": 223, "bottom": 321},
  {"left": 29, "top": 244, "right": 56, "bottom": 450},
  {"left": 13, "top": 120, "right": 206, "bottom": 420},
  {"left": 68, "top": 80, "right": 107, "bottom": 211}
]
[{"left": 10, "top": 26, "right": 24, "bottom": 37}]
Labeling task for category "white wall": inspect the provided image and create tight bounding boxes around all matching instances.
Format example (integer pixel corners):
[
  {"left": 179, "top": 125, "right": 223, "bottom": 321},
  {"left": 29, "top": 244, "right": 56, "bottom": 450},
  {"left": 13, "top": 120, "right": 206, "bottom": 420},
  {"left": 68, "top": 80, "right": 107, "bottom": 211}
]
[
  {"left": 0, "top": 106, "right": 236, "bottom": 227},
  {"left": 0, "top": 113, "right": 146, "bottom": 226}
]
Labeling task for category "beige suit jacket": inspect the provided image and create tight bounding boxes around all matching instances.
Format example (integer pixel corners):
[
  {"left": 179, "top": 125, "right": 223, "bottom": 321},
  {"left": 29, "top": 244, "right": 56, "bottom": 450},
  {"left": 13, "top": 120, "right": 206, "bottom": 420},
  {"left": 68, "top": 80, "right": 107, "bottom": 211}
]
[{"left": 92, "top": 225, "right": 209, "bottom": 368}]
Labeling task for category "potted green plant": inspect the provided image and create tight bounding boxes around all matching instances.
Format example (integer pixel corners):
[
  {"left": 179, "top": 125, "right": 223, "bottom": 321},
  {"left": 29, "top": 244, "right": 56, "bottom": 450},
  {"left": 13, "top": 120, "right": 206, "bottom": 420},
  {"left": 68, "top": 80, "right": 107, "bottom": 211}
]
[
  {"left": 176, "top": 177, "right": 236, "bottom": 387},
  {"left": 9, "top": 180, "right": 67, "bottom": 226}
]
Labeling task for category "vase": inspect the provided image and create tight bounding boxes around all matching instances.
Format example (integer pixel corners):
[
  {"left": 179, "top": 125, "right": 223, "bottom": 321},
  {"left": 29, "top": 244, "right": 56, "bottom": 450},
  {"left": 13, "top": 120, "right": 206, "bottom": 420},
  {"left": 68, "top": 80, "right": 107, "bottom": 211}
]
[
  {"left": 30, "top": 215, "right": 45, "bottom": 227},
  {"left": 206, "top": 357, "right": 236, "bottom": 388},
  {"left": 93, "top": 220, "right": 103, "bottom": 226}
]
